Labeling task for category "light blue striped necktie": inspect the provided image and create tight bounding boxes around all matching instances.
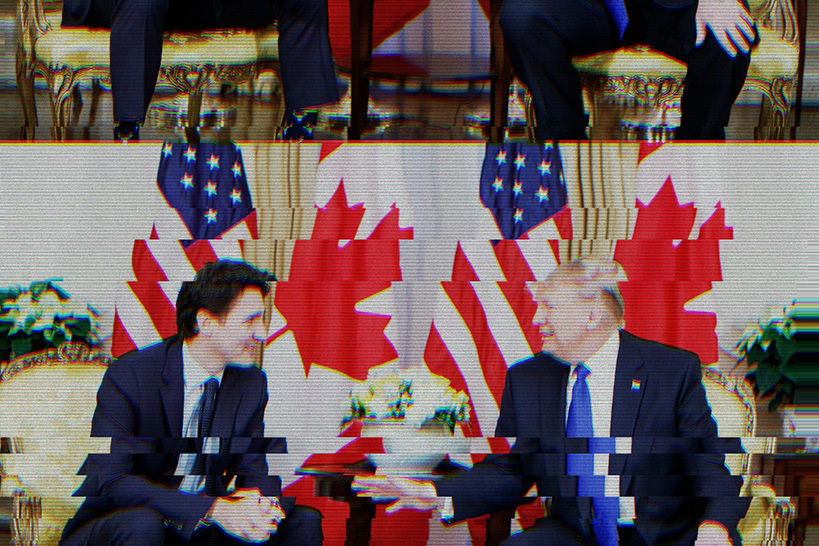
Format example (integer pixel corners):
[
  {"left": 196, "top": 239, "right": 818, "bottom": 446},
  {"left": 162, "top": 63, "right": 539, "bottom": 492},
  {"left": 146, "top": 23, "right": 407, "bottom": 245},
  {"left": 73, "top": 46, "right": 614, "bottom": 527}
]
[
  {"left": 604, "top": 0, "right": 629, "bottom": 40},
  {"left": 566, "top": 364, "right": 619, "bottom": 546}
]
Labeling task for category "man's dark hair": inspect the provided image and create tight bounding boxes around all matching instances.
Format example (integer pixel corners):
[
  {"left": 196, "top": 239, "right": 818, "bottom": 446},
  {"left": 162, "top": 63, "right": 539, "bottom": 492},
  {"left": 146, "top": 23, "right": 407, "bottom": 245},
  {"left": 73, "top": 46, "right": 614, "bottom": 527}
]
[{"left": 176, "top": 260, "right": 276, "bottom": 340}]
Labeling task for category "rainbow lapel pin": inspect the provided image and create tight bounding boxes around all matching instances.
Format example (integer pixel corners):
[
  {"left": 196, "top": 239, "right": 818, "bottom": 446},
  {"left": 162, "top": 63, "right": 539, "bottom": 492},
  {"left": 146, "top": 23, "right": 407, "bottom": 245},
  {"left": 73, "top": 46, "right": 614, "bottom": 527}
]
[{"left": 631, "top": 379, "right": 641, "bottom": 392}]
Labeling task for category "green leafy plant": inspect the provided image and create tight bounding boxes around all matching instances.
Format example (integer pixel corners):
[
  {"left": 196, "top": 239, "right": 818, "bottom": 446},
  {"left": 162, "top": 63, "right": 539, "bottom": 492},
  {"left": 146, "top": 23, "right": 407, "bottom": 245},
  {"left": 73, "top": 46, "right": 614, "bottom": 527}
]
[
  {"left": 739, "top": 304, "right": 800, "bottom": 411},
  {"left": 0, "top": 280, "right": 101, "bottom": 363}
]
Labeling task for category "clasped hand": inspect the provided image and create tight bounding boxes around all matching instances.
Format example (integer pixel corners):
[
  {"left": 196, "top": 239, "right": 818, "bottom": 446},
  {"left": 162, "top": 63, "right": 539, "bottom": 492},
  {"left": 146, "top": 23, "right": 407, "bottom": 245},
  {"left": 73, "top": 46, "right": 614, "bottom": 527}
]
[
  {"left": 210, "top": 488, "right": 285, "bottom": 543},
  {"left": 695, "top": 0, "right": 756, "bottom": 57},
  {"left": 352, "top": 475, "right": 441, "bottom": 514}
]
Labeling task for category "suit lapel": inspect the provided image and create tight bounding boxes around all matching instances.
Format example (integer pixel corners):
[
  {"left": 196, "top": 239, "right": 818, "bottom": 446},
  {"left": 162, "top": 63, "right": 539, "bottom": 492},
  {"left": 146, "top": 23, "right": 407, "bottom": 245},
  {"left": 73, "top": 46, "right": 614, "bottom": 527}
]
[
  {"left": 538, "top": 355, "right": 577, "bottom": 498},
  {"left": 160, "top": 340, "right": 184, "bottom": 438},
  {"left": 609, "top": 332, "right": 648, "bottom": 494},
  {"left": 538, "top": 353, "right": 569, "bottom": 439}
]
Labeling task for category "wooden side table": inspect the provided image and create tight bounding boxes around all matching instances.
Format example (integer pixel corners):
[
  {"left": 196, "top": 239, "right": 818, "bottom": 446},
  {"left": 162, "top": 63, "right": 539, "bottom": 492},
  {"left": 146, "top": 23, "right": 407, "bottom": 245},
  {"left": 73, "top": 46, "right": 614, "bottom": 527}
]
[
  {"left": 348, "top": 0, "right": 375, "bottom": 140},
  {"left": 298, "top": 458, "right": 376, "bottom": 546},
  {"left": 298, "top": 456, "right": 472, "bottom": 546},
  {"left": 347, "top": 0, "right": 503, "bottom": 140}
]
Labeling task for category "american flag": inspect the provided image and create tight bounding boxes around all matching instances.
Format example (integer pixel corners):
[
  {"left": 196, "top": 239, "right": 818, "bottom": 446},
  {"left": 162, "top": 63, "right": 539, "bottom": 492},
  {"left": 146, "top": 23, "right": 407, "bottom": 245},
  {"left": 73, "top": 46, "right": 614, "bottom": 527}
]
[
  {"left": 111, "top": 141, "right": 256, "bottom": 357},
  {"left": 155, "top": 141, "right": 254, "bottom": 241},
  {"left": 480, "top": 143, "right": 567, "bottom": 239}
]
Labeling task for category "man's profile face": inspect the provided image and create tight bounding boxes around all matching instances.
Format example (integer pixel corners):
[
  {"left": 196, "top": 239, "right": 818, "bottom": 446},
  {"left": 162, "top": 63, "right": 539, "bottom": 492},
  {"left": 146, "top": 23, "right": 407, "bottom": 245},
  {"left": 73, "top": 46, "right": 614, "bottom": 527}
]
[
  {"left": 531, "top": 280, "right": 593, "bottom": 363},
  {"left": 206, "top": 286, "right": 266, "bottom": 367}
]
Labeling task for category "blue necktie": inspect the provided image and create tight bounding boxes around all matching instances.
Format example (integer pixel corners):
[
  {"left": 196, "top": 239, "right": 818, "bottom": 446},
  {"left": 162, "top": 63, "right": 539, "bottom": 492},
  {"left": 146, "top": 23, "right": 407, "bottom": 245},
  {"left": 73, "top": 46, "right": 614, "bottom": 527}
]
[
  {"left": 604, "top": 0, "right": 629, "bottom": 40},
  {"left": 566, "top": 364, "right": 619, "bottom": 546}
]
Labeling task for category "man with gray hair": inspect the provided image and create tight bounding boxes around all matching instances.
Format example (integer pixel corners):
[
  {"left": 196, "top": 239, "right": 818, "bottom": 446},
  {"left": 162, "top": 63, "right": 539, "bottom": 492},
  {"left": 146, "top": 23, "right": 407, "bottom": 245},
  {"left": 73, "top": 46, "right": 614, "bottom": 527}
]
[{"left": 354, "top": 257, "right": 750, "bottom": 545}]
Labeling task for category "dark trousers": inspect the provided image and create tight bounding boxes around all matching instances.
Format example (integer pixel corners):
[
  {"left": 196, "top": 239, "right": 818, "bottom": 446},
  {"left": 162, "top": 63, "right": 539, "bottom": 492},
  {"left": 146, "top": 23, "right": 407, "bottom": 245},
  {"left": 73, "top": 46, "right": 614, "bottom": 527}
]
[
  {"left": 499, "top": 518, "right": 643, "bottom": 546},
  {"left": 80, "top": 0, "right": 339, "bottom": 123},
  {"left": 499, "top": 0, "right": 754, "bottom": 140},
  {"left": 60, "top": 505, "right": 323, "bottom": 546}
]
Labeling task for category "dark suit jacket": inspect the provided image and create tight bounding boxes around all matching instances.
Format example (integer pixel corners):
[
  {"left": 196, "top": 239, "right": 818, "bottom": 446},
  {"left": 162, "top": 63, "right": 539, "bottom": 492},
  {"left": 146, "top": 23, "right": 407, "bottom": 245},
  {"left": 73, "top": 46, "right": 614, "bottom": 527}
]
[
  {"left": 436, "top": 331, "right": 751, "bottom": 546},
  {"left": 61, "top": 336, "right": 290, "bottom": 542}
]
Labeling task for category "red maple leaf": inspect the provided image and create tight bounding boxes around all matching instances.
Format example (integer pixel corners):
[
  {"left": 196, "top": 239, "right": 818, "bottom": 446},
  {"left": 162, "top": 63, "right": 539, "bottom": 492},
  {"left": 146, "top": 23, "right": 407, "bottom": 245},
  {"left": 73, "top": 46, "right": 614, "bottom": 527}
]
[
  {"left": 614, "top": 177, "right": 733, "bottom": 366},
  {"left": 273, "top": 181, "right": 414, "bottom": 380}
]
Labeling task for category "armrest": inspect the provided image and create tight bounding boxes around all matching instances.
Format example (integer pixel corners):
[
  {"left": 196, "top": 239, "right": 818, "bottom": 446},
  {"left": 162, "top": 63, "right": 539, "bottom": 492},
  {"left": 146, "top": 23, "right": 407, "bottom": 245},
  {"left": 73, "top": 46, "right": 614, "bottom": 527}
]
[
  {"left": 749, "top": 0, "right": 798, "bottom": 43},
  {"left": 748, "top": 479, "right": 795, "bottom": 519},
  {"left": 771, "top": 496, "right": 795, "bottom": 519},
  {"left": 16, "top": 0, "right": 52, "bottom": 66},
  {"left": 10, "top": 492, "right": 41, "bottom": 546},
  {"left": 2, "top": 468, "right": 40, "bottom": 544},
  {"left": 0, "top": 473, "right": 25, "bottom": 497}
]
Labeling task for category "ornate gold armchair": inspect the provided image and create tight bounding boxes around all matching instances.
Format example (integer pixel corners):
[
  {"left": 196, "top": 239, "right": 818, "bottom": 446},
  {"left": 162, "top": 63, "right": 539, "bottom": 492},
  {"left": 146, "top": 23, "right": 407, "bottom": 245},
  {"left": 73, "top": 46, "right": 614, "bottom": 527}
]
[
  {"left": 569, "top": 0, "right": 802, "bottom": 141},
  {"left": 15, "top": 0, "right": 281, "bottom": 140},
  {"left": 701, "top": 366, "right": 795, "bottom": 545},
  {"left": 0, "top": 343, "right": 109, "bottom": 545},
  {"left": 489, "top": 0, "right": 803, "bottom": 141}
]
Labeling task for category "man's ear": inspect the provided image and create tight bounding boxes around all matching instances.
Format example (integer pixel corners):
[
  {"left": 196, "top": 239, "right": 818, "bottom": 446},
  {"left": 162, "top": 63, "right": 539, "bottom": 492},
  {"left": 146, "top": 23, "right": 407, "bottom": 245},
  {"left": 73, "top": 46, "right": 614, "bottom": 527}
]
[
  {"left": 586, "top": 303, "right": 603, "bottom": 331},
  {"left": 195, "top": 309, "right": 216, "bottom": 337}
]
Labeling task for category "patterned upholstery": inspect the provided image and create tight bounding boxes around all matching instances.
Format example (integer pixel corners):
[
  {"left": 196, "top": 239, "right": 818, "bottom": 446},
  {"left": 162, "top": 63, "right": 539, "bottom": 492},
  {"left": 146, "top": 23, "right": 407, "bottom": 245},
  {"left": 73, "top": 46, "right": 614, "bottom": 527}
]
[{"left": 0, "top": 344, "right": 109, "bottom": 545}]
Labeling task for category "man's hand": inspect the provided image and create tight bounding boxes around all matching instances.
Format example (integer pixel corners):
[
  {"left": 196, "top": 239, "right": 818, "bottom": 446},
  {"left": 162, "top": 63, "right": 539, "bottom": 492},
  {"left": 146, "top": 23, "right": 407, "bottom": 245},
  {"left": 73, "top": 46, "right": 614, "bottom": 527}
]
[
  {"left": 695, "top": 521, "right": 733, "bottom": 546},
  {"left": 209, "top": 488, "right": 285, "bottom": 543},
  {"left": 352, "top": 475, "right": 441, "bottom": 514},
  {"left": 695, "top": 0, "right": 756, "bottom": 57}
]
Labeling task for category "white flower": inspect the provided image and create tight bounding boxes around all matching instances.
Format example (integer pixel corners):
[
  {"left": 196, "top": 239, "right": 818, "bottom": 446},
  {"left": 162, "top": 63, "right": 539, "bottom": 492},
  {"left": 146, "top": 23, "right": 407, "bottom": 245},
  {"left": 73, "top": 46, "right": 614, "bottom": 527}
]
[{"left": 345, "top": 366, "right": 471, "bottom": 428}]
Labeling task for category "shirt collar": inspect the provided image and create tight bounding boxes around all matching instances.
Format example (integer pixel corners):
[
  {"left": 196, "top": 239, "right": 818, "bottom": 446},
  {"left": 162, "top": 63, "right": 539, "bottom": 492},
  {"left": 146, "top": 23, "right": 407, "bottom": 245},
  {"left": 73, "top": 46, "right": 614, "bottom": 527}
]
[
  {"left": 572, "top": 329, "right": 621, "bottom": 376},
  {"left": 182, "top": 340, "right": 224, "bottom": 389}
]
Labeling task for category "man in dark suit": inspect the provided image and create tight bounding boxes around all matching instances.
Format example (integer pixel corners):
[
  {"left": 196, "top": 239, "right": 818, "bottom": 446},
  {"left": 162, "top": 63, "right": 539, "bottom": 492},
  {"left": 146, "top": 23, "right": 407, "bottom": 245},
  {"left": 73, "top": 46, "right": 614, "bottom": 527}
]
[
  {"left": 62, "top": 0, "right": 339, "bottom": 141},
  {"left": 498, "top": 0, "right": 758, "bottom": 140},
  {"left": 61, "top": 260, "right": 322, "bottom": 545},
  {"left": 353, "top": 258, "right": 750, "bottom": 545}
]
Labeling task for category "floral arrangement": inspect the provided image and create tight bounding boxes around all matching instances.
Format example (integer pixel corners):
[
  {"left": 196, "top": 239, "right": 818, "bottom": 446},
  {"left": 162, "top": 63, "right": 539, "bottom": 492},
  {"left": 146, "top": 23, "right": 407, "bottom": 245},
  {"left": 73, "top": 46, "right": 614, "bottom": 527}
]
[
  {"left": 344, "top": 367, "right": 471, "bottom": 433},
  {"left": 736, "top": 303, "right": 801, "bottom": 411},
  {"left": 0, "top": 280, "right": 102, "bottom": 363}
]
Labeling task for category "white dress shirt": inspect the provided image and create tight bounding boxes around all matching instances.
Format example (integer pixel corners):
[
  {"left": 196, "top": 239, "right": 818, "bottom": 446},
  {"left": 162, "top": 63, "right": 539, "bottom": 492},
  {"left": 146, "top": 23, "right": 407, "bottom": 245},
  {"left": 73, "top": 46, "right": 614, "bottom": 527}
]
[{"left": 176, "top": 342, "right": 224, "bottom": 494}]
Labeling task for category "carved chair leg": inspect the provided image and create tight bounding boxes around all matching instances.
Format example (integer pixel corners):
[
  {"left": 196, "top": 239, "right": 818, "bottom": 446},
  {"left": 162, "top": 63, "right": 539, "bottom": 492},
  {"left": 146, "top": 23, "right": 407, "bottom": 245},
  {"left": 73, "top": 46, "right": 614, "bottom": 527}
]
[
  {"left": 11, "top": 494, "right": 41, "bottom": 546},
  {"left": 755, "top": 95, "right": 790, "bottom": 141},
  {"left": 187, "top": 92, "right": 203, "bottom": 128},
  {"left": 71, "top": 84, "right": 84, "bottom": 125},
  {"left": 524, "top": 90, "right": 536, "bottom": 143},
  {"left": 87, "top": 79, "right": 103, "bottom": 127},
  {"left": 46, "top": 66, "right": 78, "bottom": 141},
  {"left": 756, "top": 75, "right": 795, "bottom": 141},
  {"left": 488, "top": 0, "right": 511, "bottom": 143},
  {"left": 15, "top": 55, "right": 38, "bottom": 135}
]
